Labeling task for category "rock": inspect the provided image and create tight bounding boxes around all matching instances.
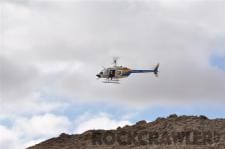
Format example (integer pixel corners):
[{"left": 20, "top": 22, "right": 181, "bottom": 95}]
[
  {"left": 59, "top": 133, "right": 70, "bottom": 138},
  {"left": 199, "top": 115, "right": 208, "bottom": 120},
  {"left": 136, "top": 120, "right": 147, "bottom": 125},
  {"left": 168, "top": 114, "right": 178, "bottom": 118},
  {"left": 155, "top": 117, "right": 165, "bottom": 122}
]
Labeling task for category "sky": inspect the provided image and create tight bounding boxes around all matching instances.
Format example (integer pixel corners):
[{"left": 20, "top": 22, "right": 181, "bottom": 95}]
[{"left": 0, "top": 0, "right": 225, "bottom": 148}]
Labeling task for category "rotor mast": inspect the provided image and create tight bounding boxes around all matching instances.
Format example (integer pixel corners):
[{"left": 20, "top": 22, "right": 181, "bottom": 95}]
[{"left": 112, "top": 57, "right": 119, "bottom": 67}]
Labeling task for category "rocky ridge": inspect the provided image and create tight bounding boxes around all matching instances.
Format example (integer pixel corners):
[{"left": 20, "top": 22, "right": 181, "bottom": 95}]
[{"left": 28, "top": 114, "right": 225, "bottom": 149}]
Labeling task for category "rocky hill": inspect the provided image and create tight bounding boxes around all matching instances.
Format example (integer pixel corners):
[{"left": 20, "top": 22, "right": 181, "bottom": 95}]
[{"left": 27, "top": 115, "right": 225, "bottom": 149}]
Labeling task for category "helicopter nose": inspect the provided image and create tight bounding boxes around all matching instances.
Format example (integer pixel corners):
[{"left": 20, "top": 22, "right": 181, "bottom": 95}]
[{"left": 96, "top": 74, "right": 101, "bottom": 78}]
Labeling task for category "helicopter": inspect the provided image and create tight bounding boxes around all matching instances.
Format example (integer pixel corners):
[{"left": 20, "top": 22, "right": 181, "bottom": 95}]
[{"left": 96, "top": 57, "right": 159, "bottom": 83}]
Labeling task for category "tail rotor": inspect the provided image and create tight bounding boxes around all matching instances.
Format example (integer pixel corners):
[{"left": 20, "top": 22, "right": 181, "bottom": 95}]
[{"left": 154, "top": 63, "right": 160, "bottom": 77}]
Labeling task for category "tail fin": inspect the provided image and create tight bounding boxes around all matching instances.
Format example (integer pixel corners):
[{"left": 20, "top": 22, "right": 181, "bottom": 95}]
[{"left": 154, "top": 63, "right": 160, "bottom": 77}]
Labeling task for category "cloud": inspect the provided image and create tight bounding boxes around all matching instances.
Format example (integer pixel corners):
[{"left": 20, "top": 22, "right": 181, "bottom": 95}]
[
  {"left": 0, "top": 113, "right": 72, "bottom": 149},
  {"left": 0, "top": 125, "right": 22, "bottom": 149},
  {"left": 74, "top": 113, "right": 131, "bottom": 134},
  {"left": 1, "top": 0, "right": 225, "bottom": 107},
  {"left": 14, "top": 113, "right": 71, "bottom": 139},
  {"left": 0, "top": 56, "right": 41, "bottom": 101}
]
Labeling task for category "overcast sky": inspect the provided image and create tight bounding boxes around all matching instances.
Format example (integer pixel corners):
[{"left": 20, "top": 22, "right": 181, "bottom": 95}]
[{"left": 0, "top": 0, "right": 225, "bottom": 148}]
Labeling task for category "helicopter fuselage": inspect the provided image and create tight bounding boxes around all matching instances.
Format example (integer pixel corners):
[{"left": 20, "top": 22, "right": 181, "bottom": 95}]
[{"left": 96, "top": 66, "right": 132, "bottom": 79}]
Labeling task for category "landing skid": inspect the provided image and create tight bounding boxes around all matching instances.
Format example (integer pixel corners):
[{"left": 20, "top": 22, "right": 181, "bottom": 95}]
[{"left": 102, "top": 79, "right": 120, "bottom": 84}]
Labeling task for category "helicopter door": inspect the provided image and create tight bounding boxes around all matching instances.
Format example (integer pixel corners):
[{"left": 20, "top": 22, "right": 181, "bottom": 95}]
[{"left": 109, "top": 70, "right": 116, "bottom": 79}]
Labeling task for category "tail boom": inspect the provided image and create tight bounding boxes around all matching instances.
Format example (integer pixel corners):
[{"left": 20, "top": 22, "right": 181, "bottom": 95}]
[{"left": 131, "top": 63, "right": 159, "bottom": 77}]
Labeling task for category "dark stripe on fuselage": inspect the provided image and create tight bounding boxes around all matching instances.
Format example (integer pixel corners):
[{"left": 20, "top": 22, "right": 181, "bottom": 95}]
[
  {"left": 122, "top": 73, "right": 131, "bottom": 76},
  {"left": 131, "top": 70, "right": 154, "bottom": 73}
]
